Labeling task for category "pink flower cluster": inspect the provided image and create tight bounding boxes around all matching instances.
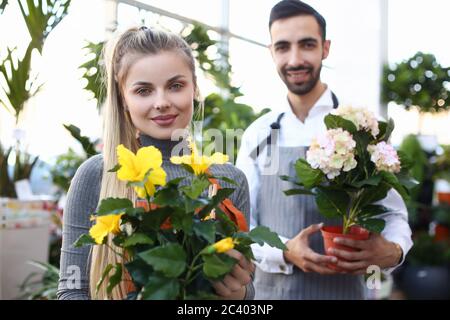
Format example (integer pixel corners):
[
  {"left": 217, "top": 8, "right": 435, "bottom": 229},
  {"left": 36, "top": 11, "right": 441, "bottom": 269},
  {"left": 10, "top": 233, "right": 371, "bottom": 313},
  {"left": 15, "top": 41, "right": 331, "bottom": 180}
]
[
  {"left": 367, "top": 141, "right": 401, "bottom": 173},
  {"left": 306, "top": 128, "right": 357, "bottom": 179},
  {"left": 332, "top": 105, "right": 380, "bottom": 137}
]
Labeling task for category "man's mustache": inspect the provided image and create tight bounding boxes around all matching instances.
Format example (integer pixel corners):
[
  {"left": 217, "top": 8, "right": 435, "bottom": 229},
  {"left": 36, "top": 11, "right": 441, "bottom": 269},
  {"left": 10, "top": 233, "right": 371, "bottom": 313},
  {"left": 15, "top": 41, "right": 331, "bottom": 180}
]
[{"left": 284, "top": 66, "right": 313, "bottom": 72}]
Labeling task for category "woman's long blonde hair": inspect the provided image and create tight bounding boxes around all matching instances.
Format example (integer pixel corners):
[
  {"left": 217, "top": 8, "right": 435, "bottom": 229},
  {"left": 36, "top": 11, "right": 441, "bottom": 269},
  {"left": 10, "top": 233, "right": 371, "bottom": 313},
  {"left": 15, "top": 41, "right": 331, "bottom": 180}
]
[{"left": 90, "top": 27, "right": 198, "bottom": 300}]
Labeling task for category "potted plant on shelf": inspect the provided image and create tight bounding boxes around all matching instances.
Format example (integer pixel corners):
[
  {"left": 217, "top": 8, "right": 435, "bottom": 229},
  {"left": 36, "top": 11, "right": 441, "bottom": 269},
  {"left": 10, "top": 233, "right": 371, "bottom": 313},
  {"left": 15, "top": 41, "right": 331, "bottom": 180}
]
[{"left": 282, "top": 106, "right": 417, "bottom": 264}]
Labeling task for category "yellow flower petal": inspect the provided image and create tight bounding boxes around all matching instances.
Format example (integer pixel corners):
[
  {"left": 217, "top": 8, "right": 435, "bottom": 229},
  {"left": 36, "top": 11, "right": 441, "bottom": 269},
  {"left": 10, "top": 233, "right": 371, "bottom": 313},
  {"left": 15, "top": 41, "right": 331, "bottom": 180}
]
[
  {"left": 89, "top": 221, "right": 109, "bottom": 244},
  {"left": 136, "top": 146, "right": 163, "bottom": 170},
  {"left": 89, "top": 214, "right": 124, "bottom": 244},
  {"left": 134, "top": 186, "right": 147, "bottom": 199},
  {"left": 170, "top": 155, "right": 191, "bottom": 165},
  {"left": 117, "top": 145, "right": 140, "bottom": 181},
  {"left": 212, "top": 237, "right": 234, "bottom": 253},
  {"left": 209, "top": 152, "right": 229, "bottom": 165},
  {"left": 148, "top": 167, "right": 167, "bottom": 187}
]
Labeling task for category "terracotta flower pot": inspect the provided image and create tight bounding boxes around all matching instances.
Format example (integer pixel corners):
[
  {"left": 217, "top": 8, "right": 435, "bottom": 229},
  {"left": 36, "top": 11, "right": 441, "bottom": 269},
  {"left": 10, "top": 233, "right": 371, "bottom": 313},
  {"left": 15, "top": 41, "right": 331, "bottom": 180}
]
[
  {"left": 321, "top": 225, "right": 370, "bottom": 270},
  {"left": 437, "top": 192, "right": 450, "bottom": 205}
]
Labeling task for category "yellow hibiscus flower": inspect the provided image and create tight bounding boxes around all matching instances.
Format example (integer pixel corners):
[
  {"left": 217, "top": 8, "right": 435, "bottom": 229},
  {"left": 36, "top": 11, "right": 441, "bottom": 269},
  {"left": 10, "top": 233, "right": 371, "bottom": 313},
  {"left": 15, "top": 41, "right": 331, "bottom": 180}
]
[
  {"left": 116, "top": 144, "right": 167, "bottom": 198},
  {"left": 211, "top": 237, "right": 235, "bottom": 253},
  {"left": 170, "top": 142, "right": 228, "bottom": 175},
  {"left": 89, "top": 213, "right": 124, "bottom": 244}
]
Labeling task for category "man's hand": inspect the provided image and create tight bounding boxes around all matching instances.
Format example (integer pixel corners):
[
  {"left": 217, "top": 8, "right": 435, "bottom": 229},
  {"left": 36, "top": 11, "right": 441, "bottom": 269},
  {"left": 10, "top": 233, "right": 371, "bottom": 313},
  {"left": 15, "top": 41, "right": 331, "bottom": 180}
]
[
  {"left": 212, "top": 249, "right": 255, "bottom": 299},
  {"left": 284, "top": 223, "right": 339, "bottom": 275},
  {"left": 329, "top": 233, "right": 402, "bottom": 275}
]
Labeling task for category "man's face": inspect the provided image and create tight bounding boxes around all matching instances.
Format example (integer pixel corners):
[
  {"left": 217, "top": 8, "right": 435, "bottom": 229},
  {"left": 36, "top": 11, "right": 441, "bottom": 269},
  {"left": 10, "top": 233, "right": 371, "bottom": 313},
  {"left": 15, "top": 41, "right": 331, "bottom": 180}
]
[{"left": 269, "top": 15, "right": 330, "bottom": 95}]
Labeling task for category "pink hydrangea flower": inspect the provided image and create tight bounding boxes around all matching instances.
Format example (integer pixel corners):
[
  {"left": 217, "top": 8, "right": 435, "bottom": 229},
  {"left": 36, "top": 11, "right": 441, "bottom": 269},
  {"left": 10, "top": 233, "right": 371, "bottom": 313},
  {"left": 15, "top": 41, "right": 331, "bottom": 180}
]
[
  {"left": 307, "top": 128, "right": 357, "bottom": 179},
  {"left": 367, "top": 141, "right": 401, "bottom": 173},
  {"left": 332, "top": 105, "right": 380, "bottom": 137}
]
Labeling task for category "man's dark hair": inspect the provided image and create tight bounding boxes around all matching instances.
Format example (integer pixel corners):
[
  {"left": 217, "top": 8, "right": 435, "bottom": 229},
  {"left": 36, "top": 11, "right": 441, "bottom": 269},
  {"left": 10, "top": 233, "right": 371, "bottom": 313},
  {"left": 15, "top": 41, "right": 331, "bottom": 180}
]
[{"left": 269, "top": 0, "right": 327, "bottom": 41}]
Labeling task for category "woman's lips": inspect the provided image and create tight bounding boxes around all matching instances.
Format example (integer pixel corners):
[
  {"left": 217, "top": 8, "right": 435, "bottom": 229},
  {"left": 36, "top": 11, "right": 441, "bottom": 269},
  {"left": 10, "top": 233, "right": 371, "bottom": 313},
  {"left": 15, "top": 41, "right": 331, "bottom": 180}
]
[{"left": 151, "top": 114, "right": 178, "bottom": 126}]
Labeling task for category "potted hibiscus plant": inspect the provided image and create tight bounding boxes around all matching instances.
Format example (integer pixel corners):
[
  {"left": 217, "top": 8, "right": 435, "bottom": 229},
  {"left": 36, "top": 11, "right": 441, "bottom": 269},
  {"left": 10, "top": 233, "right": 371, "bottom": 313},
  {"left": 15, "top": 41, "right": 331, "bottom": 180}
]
[
  {"left": 74, "top": 141, "right": 285, "bottom": 300},
  {"left": 283, "top": 106, "right": 417, "bottom": 260}
]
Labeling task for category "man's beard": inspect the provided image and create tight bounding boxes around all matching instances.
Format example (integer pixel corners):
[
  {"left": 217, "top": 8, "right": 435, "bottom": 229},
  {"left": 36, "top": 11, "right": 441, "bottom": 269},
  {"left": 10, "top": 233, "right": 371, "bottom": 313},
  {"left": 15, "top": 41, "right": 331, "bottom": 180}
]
[{"left": 280, "top": 64, "right": 322, "bottom": 95}]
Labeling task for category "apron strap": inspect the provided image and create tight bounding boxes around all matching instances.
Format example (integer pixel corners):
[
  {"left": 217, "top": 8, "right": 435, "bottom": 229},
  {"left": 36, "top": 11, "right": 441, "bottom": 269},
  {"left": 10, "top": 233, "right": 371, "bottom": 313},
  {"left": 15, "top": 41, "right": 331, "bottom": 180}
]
[{"left": 249, "top": 91, "right": 339, "bottom": 160}]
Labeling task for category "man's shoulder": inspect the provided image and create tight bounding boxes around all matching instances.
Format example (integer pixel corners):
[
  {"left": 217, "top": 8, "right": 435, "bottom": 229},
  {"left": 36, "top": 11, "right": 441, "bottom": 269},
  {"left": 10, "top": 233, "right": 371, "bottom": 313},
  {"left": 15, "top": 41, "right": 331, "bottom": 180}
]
[{"left": 243, "top": 110, "right": 281, "bottom": 138}]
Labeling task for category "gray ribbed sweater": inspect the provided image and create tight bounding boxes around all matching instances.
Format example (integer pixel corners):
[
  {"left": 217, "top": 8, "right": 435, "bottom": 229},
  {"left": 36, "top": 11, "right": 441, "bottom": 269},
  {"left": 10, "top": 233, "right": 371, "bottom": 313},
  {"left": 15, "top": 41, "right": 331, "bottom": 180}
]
[{"left": 57, "top": 134, "right": 254, "bottom": 300}]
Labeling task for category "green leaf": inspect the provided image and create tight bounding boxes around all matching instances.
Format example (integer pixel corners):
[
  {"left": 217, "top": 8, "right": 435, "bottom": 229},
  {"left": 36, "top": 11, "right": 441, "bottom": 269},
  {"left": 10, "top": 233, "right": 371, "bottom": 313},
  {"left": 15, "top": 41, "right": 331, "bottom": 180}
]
[
  {"left": 280, "top": 175, "right": 302, "bottom": 185},
  {"left": 249, "top": 226, "right": 287, "bottom": 250},
  {"left": 324, "top": 114, "right": 357, "bottom": 133},
  {"left": 139, "top": 243, "right": 187, "bottom": 278},
  {"left": 283, "top": 188, "right": 314, "bottom": 196},
  {"left": 181, "top": 163, "right": 195, "bottom": 175},
  {"left": 377, "top": 118, "right": 395, "bottom": 142},
  {"left": 153, "top": 185, "right": 182, "bottom": 206},
  {"left": 315, "top": 187, "right": 350, "bottom": 218},
  {"left": 181, "top": 176, "right": 210, "bottom": 199},
  {"left": 396, "top": 150, "right": 414, "bottom": 171},
  {"left": 210, "top": 175, "right": 238, "bottom": 186},
  {"left": 193, "top": 220, "right": 216, "bottom": 243},
  {"left": 141, "top": 275, "right": 180, "bottom": 300},
  {"left": 359, "top": 205, "right": 390, "bottom": 218},
  {"left": 214, "top": 208, "right": 237, "bottom": 236},
  {"left": 350, "top": 175, "right": 382, "bottom": 188},
  {"left": 197, "top": 188, "right": 234, "bottom": 218},
  {"left": 108, "top": 164, "right": 121, "bottom": 172},
  {"left": 107, "top": 263, "right": 123, "bottom": 295},
  {"left": 123, "top": 233, "right": 154, "bottom": 247},
  {"left": 96, "top": 198, "right": 133, "bottom": 216},
  {"left": 397, "top": 173, "right": 419, "bottom": 190},
  {"left": 73, "top": 234, "right": 96, "bottom": 247},
  {"left": 63, "top": 124, "right": 98, "bottom": 157},
  {"left": 125, "top": 258, "right": 153, "bottom": 287},
  {"left": 294, "top": 158, "right": 324, "bottom": 188},
  {"left": 95, "top": 264, "right": 114, "bottom": 294},
  {"left": 171, "top": 209, "right": 194, "bottom": 234},
  {"left": 185, "top": 197, "right": 209, "bottom": 213},
  {"left": 357, "top": 182, "right": 391, "bottom": 208},
  {"left": 203, "top": 254, "right": 236, "bottom": 279},
  {"left": 141, "top": 207, "right": 172, "bottom": 231},
  {"left": 380, "top": 171, "right": 409, "bottom": 201},
  {"left": 358, "top": 218, "right": 385, "bottom": 233}
]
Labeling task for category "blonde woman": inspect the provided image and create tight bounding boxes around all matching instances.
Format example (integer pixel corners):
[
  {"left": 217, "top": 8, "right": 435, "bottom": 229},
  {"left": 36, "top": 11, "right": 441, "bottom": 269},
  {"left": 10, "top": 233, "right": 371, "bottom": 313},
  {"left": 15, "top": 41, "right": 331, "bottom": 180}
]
[{"left": 57, "top": 27, "right": 255, "bottom": 300}]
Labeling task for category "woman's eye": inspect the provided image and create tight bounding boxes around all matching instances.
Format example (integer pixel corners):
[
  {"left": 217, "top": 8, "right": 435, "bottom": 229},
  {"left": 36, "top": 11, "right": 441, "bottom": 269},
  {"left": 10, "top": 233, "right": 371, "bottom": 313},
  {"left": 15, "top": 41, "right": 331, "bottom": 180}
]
[
  {"left": 170, "top": 83, "right": 183, "bottom": 90},
  {"left": 136, "top": 88, "right": 151, "bottom": 96}
]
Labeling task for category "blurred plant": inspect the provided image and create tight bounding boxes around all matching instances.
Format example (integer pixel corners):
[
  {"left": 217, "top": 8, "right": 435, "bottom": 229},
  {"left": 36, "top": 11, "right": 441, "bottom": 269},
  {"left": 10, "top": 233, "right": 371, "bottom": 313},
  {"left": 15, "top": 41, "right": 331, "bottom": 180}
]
[
  {"left": 18, "top": 0, "right": 71, "bottom": 54},
  {"left": 0, "top": 142, "right": 15, "bottom": 197},
  {"left": 0, "top": 0, "right": 7, "bottom": 14},
  {"left": 0, "top": 0, "right": 71, "bottom": 197},
  {"left": 63, "top": 124, "right": 99, "bottom": 158},
  {"left": 434, "top": 145, "right": 450, "bottom": 182},
  {"left": 79, "top": 41, "right": 105, "bottom": 110},
  {"left": 18, "top": 261, "right": 59, "bottom": 300},
  {"left": 407, "top": 232, "right": 450, "bottom": 266},
  {"left": 398, "top": 135, "right": 429, "bottom": 199},
  {"left": 398, "top": 134, "right": 436, "bottom": 229},
  {"left": 382, "top": 52, "right": 450, "bottom": 113},
  {"left": 49, "top": 148, "right": 84, "bottom": 193},
  {"left": 48, "top": 124, "right": 99, "bottom": 195}
]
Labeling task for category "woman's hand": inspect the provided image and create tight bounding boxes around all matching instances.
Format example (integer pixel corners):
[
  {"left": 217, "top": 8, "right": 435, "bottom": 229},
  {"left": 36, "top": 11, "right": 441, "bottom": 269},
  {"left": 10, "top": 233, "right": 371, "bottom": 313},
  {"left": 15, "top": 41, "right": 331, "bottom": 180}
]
[{"left": 212, "top": 249, "right": 255, "bottom": 299}]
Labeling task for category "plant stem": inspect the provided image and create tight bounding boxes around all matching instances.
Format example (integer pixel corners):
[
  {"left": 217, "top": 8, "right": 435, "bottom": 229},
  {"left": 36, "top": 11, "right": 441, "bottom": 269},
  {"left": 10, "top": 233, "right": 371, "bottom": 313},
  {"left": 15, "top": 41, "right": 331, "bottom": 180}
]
[{"left": 183, "top": 252, "right": 203, "bottom": 297}]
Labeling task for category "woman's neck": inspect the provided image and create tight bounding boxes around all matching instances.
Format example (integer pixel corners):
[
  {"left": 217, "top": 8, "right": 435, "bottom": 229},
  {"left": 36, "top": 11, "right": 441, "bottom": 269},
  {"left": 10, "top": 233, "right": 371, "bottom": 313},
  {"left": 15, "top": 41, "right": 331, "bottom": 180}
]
[{"left": 138, "top": 133, "right": 190, "bottom": 159}]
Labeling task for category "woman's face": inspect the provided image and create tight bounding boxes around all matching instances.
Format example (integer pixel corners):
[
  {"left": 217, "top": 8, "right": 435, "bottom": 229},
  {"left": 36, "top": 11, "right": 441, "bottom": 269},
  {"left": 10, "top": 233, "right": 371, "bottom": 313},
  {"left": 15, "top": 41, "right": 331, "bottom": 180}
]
[{"left": 122, "top": 51, "right": 195, "bottom": 140}]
